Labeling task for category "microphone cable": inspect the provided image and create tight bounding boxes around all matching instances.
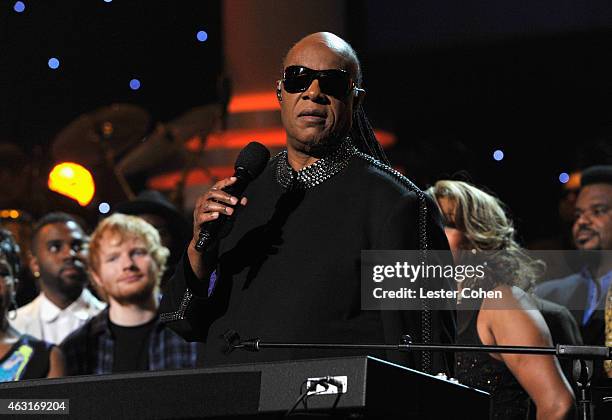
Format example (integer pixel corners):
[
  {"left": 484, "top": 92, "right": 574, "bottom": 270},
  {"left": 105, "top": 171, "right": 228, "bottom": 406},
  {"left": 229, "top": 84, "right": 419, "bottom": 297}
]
[{"left": 284, "top": 378, "right": 340, "bottom": 417}]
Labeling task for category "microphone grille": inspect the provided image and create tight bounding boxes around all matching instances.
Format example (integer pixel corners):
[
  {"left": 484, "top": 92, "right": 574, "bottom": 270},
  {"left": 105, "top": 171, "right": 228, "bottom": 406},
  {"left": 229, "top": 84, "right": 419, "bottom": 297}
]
[{"left": 235, "top": 141, "right": 270, "bottom": 178}]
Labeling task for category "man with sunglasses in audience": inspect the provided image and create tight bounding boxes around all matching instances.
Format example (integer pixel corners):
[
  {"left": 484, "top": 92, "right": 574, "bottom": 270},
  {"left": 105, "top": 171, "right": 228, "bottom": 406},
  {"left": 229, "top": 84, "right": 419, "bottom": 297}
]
[{"left": 161, "top": 32, "right": 455, "bottom": 374}]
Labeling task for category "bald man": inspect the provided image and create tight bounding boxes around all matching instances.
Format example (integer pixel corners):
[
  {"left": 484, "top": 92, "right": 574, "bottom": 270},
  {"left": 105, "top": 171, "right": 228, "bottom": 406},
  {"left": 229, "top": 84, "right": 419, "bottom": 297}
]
[{"left": 160, "top": 32, "right": 455, "bottom": 374}]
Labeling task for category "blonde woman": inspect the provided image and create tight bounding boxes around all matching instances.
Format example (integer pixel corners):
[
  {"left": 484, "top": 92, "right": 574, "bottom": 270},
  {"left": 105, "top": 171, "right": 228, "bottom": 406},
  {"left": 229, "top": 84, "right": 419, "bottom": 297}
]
[{"left": 427, "top": 181, "right": 574, "bottom": 420}]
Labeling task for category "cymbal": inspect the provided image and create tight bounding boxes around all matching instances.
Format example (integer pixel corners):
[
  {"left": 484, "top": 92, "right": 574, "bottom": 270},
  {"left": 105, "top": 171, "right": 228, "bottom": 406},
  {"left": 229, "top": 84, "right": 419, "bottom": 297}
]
[
  {"left": 52, "top": 103, "right": 151, "bottom": 166},
  {"left": 166, "top": 104, "right": 221, "bottom": 145},
  {"left": 117, "top": 104, "right": 221, "bottom": 176}
]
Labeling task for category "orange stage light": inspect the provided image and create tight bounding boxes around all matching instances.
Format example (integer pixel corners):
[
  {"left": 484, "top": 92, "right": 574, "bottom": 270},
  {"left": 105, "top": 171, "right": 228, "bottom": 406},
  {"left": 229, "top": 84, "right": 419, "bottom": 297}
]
[
  {"left": 147, "top": 167, "right": 235, "bottom": 190},
  {"left": 48, "top": 162, "right": 96, "bottom": 206},
  {"left": 156, "top": 128, "right": 397, "bottom": 191},
  {"left": 227, "top": 92, "right": 280, "bottom": 113},
  {"left": 563, "top": 171, "right": 581, "bottom": 191},
  {"left": 186, "top": 128, "right": 396, "bottom": 152},
  {"left": 0, "top": 210, "right": 20, "bottom": 219}
]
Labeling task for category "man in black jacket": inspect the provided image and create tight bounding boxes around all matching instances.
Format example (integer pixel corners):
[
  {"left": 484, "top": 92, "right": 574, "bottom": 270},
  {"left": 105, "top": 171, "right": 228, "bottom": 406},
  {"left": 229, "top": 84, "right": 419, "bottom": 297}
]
[{"left": 160, "top": 32, "right": 455, "bottom": 374}]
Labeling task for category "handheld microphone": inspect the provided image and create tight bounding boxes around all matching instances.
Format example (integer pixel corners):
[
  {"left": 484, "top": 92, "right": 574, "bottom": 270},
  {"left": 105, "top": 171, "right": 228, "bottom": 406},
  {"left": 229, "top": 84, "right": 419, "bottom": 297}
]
[{"left": 194, "top": 141, "right": 270, "bottom": 252}]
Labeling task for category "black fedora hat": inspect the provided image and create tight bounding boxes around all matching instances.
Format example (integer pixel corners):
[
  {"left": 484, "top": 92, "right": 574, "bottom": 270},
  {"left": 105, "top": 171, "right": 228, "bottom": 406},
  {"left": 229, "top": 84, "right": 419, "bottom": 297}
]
[{"left": 112, "top": 190, "right": 191, "bottom": 245}]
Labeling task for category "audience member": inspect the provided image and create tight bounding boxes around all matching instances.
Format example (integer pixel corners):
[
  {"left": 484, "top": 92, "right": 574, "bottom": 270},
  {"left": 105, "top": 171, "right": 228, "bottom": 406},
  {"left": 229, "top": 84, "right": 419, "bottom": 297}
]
[
  {"left": 0, "top": 229, "right": 64, "bottom": 381},
  {"left": 11, "top": 212, "right": 105, "bottom": 344},
  {"left": 61, "top": 214, "right": 197, "bottom": 375},
  {"left": 114, "top": 190, "right": 191, "bottom": 288},
  {"left": 428, "top": 180, "right": 574, "bottom": 420},
  {"left": 536, "top": 165, "right": 612, "bottom": 379}
]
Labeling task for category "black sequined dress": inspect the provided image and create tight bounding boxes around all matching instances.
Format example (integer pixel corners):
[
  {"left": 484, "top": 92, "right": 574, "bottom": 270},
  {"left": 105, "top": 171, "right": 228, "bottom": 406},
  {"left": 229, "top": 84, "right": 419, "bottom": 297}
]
[{"left": 456, "top": 302, "right": 531, "bottom": 419}]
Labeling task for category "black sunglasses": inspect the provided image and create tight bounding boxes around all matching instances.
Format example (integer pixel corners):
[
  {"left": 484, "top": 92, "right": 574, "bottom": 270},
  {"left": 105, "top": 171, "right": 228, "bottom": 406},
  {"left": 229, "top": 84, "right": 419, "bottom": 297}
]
[{"left": 281, "top": 65, "right": 363, "bottom": 99}]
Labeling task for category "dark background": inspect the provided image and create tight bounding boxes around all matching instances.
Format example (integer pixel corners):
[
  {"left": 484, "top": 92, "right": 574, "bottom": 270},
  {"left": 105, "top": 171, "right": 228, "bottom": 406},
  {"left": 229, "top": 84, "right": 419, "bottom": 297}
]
[
  {"left": 348, "top": 0, "right": 612, "bottom": 243},
  {"left": 2, "top": 0, "right": 612, "bottom": 245},
  {"left": 0, "top": 1, "right": 223, "bottom": 147}
]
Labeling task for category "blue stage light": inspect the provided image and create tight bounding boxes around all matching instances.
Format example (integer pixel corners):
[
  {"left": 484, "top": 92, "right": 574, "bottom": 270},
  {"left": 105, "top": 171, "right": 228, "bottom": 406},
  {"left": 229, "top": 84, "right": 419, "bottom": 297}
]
[
  {"left": 14, "top": 1, "right": 25, "bottom": 13},
  {"left": 129, "top": 79, "right": 141, "bottom": 90},
  {"left": 48, "top": 57, "right": 60, "bottom": 69},
  {"left": 559, "top": 173, "right": 570, "bottom": 184},
  {"left": 98, "top": 202, "right": 111, "bottom": 214},
  {"left": 493, "top": 150, "right": 504, "bottom": 161},
  {"left": 196, "top": 30, "right": 208, "bottom": 42}
]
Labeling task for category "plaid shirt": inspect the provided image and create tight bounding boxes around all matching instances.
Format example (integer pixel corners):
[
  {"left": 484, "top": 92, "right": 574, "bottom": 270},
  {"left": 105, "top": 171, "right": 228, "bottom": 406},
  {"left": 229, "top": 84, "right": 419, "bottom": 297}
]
[{"left": 61, "top": 308, "right": 198, "bottom": 375}]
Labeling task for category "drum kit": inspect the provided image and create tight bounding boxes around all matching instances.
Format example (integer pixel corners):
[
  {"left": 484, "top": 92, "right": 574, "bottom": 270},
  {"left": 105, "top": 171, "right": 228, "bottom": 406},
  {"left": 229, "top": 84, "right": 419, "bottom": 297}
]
[
  {"left": 0, "top": 102, "right": 224, "bottom": 274},
  {"left": 50, "top": 102, "right": 223, "bottom": 205}
]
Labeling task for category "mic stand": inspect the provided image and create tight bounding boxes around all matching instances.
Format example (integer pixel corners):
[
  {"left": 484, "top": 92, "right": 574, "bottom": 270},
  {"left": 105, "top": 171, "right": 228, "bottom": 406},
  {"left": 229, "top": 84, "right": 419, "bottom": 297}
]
[
  {"left": 573, "top": 359, "right": 594, "bottom": 420},
  {"left": 225, "top": 330, "right": 611, "bottom": 420}
]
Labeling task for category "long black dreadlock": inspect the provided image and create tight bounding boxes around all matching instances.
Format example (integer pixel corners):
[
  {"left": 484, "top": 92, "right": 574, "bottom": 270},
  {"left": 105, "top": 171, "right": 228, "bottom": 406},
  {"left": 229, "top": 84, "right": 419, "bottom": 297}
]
[{"left": 349, "top": 104, "right": 390, "bottom": 166}]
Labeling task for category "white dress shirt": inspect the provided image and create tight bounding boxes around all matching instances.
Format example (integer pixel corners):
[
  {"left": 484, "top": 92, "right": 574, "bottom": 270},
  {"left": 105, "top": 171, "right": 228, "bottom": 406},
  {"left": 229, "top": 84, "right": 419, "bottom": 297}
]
[{"left": 10, "top": 289, "right": 106, "bottom": 344}]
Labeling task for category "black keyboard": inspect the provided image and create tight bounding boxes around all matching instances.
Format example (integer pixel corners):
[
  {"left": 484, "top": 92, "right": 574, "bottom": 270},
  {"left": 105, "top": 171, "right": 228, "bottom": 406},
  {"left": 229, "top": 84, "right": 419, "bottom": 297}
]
[{"left": 0, "top": 356, "right": 490, "bottom": 419}]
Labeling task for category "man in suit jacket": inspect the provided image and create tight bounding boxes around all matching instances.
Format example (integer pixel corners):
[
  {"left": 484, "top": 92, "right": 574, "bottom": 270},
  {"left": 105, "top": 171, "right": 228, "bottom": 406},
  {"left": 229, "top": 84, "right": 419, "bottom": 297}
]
[{"left": 536, "top": 165, "right": 612, "bottom": 380}]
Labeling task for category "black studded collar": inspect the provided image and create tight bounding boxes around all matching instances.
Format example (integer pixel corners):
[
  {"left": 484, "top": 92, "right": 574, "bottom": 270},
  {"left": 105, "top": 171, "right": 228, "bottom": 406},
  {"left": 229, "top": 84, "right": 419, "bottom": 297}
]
[{"left": 275, "top": 138, "right": 358, "bottom": 190}]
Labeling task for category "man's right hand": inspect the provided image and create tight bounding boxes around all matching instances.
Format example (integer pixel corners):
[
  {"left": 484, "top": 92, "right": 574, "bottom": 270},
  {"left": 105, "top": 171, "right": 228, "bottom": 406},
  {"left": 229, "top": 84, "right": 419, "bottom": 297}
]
[{"left": 187, "top": 176, "right": 248, "bottom": 279}]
